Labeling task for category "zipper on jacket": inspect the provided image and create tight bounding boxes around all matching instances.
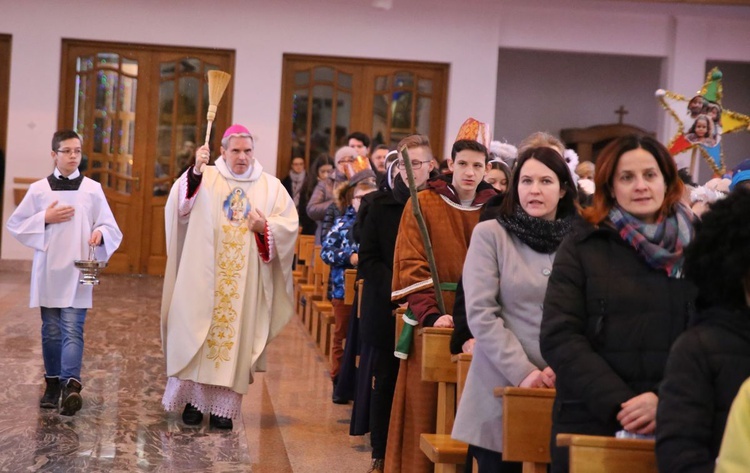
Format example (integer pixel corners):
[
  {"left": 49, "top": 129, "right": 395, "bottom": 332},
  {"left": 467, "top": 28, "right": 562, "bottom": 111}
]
[{"left": 594, "top": 299, "right": 606, "bottom": 342}]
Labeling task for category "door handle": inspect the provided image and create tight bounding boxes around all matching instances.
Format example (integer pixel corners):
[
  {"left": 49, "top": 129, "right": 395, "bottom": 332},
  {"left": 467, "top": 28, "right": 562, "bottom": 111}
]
[{"left": 133, "top": 173, "right": 141, "bottom": 192}]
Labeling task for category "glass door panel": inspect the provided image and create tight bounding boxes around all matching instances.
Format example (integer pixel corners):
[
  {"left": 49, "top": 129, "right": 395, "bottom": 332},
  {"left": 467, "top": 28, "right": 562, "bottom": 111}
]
[
  {"left": 278, "top": 54, "right": 448, "bottom": 176},
  {"left": 310, "top": 84, "right": 334, "bottom": 159},
  {"left": 280, "top": 62, "right": 358, "bottom": 172}
]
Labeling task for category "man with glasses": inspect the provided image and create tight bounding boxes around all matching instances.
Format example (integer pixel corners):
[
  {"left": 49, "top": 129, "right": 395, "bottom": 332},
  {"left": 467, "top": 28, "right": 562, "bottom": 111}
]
[
  {"left": 7, "top": 130, "right": 122, "bottom": 417},
  {"left": 386, "top": 124, "right": 498, "bottom": 473},
  {"left": 161, "top": 124, "right": 299, "bottom": 430},
  {"left": 355, "top": 134, "right": 437, "bottom": 473}
]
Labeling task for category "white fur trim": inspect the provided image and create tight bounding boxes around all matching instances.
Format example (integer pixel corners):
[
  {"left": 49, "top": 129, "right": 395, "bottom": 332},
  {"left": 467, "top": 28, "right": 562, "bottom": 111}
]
[
  {"left": 489, "top": 141, "right": 518, "bottom": 161},
  {"left": 564, "top": 149, "right": 580, "bottom": 185},
  {"left": 402, "top": 313, "right": 419, "bottom": 326},
  {"left": 391, "top": 278, "right": 433, "bottom": 300}
]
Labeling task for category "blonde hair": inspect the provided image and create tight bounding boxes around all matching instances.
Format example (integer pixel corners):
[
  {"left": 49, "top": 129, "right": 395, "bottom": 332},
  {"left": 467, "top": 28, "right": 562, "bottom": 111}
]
[
  {"left": 575, "top": 161, "right": 595, "bottom": 177},
  {"left": 518, "top": 131, "right": 565, "bottom": 156}
]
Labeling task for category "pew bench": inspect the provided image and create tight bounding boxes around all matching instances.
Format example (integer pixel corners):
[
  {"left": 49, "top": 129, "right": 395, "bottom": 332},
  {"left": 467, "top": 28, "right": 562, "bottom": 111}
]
[
  {"left": 556, "top": 434, "right": 657, "bottom": 473},
  {"left": 497, "top": 386, "right": 555, "bottom": 473},
  {"left": 418, "top": 327, "right": 468, "bottom": 473},
  {"left": 420, "top": 434, "right": 469, "bottom": 466}
]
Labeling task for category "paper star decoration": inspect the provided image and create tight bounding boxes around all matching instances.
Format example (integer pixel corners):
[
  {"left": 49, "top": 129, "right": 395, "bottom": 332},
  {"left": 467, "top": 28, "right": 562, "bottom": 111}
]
[{"left": 656, "top": 67, "right": 750, "bottom": 176}]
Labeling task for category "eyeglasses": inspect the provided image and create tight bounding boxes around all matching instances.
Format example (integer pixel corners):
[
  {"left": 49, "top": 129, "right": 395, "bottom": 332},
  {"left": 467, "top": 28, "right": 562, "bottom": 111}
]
[
  {"left": 396, "top": 159, "right": 432, "bottom": 170},
  {"left": 56, "top": 148, "right": 82, "bottom": 156},
  {"left": 338, "top": 157, "right": 355, "bottom": 164}
]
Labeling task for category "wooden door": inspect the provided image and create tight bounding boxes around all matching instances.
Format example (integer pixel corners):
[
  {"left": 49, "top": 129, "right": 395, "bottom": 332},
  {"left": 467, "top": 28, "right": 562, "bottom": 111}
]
[
  {"left": 0, "top": 34, "right": 11, "bottom": 250},
  {"left": 58, "top": 40, "right": 234, "bottom": 275},
  {"left": 363, "top": 64, "right": 447, "bottom": 151},
  {"left": 279, "top": 58, "right": 364, "bottom": 169},
  {"left": 277, "top": 54, "right": 449, "bottom": 176},
  {"left": 142, "top": 52, "right": 234, "bottom": 275}
]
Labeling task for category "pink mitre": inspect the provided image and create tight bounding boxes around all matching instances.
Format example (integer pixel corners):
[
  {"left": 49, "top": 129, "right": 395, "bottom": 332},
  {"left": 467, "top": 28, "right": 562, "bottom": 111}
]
[{"left": 223, "top": 124, "right": 252, "bottom": 139}]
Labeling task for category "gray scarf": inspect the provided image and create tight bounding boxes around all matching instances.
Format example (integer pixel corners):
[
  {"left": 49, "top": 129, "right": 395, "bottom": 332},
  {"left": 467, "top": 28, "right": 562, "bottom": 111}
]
[{"left": 289, "top": 170, "right": 306, "bottom": 205}]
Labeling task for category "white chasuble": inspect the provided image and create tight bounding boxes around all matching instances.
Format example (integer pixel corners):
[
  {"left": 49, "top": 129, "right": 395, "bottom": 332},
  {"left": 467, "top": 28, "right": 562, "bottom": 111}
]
[{"left": 161, "top": 159, "right": 298, "bottom": 395}]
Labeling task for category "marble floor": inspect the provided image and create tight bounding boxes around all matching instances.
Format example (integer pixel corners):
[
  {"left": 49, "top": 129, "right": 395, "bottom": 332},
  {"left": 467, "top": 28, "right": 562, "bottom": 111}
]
[{"left": 0, "top": 268, "right": 371, "bottom": 472}]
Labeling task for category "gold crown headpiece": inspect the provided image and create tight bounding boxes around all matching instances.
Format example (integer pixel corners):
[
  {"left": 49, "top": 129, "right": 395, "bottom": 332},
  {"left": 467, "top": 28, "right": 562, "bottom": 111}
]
[
  {"left": 455, "top": 117, "right": 492, "bottom": 148},
  {"left": 343, "top": 155, "right": 373, "bottom": 180}
]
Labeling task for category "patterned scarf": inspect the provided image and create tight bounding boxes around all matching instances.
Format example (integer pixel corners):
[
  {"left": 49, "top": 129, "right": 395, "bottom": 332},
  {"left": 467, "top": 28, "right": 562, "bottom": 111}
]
[
  {"left": 497, "top": 206, "right": 573, "bottom": 254},
  {"left": 608, "top": 204, "right": 695, "bottom": 278}
]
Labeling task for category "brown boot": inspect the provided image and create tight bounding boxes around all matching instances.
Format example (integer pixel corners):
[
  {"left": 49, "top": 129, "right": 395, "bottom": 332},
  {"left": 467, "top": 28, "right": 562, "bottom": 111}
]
[
  {"left": 60, "top": 379, "right": 83, "bottom": 416},
  {"left": 40, "top": 376, "right": 62, "bottom": 408}
]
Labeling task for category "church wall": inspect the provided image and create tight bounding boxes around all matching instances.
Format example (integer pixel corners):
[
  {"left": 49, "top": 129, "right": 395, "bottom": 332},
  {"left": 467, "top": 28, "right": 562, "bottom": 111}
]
[{"left": 1, "top": 0, "right": 750, "bottom": 259}]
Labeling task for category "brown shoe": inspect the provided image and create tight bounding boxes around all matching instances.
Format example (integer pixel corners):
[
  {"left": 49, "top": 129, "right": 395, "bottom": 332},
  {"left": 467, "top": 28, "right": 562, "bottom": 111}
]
[
  {"left": 367, "top": 458, "right": 384, "bottom": 473},
  {"left": 60, "top": 379, "right": 83, "bottom": 416}
]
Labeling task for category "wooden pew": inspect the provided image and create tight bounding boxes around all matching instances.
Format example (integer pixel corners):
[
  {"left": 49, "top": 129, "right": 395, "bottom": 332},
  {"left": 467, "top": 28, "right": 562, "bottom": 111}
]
[
  {"left": 422, "top": 327, "right": 457, "bottom": 434},
  {"left": 344, "top": 269, "right": 357, "bottom": 305},
  {"left": 418, "top": 327, "right": 467, "bottom": 473},
  {"left": 298, "top": 246, "right": 325, "bottom": 330},
  {"left": 455, "top": 353, "right": 472, "bottom": 405},
  {"left": 293, "top": 238, "right": 317, "bottom": 319},
  {"left": 497, "top": 387, "right": 555, "bottom": 473},
  {"left": 307, "top": 249, "right": 330, "bottom": 337},
  {"left": 556, "top": 434, "right": 657, "bottom": 473},
  {"left": 292, "top": 234, "right": 315, "bottom": 281},
  {"left": 12, "top": 177, "right": 37, "bottom": 205}
]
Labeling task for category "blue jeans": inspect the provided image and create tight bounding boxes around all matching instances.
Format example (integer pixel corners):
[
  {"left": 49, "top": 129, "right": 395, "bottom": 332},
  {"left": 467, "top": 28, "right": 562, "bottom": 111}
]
[{"left": 40, "top": 307, "right": 87, "bottom": 383}]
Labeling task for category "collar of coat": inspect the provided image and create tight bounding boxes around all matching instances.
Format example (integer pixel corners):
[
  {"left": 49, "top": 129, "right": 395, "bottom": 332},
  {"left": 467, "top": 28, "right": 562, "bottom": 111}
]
[
  {"left": 691, "top": 306, "right": 750, "bottom": 334},
  {"left": 426, "top": 175, "right": 497, "bottom": 207}
]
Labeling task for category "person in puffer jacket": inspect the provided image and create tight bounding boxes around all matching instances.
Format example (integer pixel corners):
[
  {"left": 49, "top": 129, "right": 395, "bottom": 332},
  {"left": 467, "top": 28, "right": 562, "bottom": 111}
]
[
  {"left": 321, "top": 172, "right": 376, "bottom": 391},
  {"left": 656, "top": 188, "right": 750, "bottom": 473}
]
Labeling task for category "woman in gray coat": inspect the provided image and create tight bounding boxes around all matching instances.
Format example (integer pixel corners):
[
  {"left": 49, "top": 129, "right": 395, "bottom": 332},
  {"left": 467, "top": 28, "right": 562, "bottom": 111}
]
[{"left": 451, "top": 147, "right": 578, "bottom": 472}]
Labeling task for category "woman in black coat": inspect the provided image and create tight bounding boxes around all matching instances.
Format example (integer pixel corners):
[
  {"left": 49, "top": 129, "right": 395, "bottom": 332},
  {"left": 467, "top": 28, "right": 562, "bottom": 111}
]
[
  {"left": 655, "top": 189, "right": 750, "bottom": 473},
  {"left": 540, "top": 135, "right": 698, "bottom": 473}
]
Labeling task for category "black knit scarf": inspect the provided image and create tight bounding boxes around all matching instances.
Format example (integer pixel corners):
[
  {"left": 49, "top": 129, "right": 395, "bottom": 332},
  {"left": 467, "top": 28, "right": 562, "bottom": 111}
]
[{"left": 497, "top": 205, "right": 573, "bottom": 254}]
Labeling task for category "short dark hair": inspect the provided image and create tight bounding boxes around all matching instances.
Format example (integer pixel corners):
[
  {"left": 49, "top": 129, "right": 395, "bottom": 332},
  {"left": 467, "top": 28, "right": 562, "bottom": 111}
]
[
  {"left": 684, "top": 188, "right": 750, "bottom": 310},
  {"left": 451, "top": 139, "right": 489, "bottom": 162},
  {"left": 52, "top": 130, "right": 82, "bottom": 151},
  {"left": 346, "top": 131, "right": 371, "bottom": 148},
  {"left": 372, "top": 144, "right": 389, "bottom": 154},
  {"left": 500, "top": 146, "right": 578, "bottom": 219},
  {"left": 677, "top": 168, "right": 697, "bottom": 187}
]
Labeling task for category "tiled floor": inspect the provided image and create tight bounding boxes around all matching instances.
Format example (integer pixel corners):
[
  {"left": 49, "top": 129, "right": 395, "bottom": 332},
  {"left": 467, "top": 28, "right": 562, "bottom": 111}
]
[{"left": 0, "top": 269, "right": 371, "bottom": 472}]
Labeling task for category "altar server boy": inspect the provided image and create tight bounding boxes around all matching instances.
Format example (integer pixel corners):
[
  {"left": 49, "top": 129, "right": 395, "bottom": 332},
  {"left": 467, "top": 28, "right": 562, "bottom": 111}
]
[{"left": 6, "top": 130, "right": 122, "bottom": 416}]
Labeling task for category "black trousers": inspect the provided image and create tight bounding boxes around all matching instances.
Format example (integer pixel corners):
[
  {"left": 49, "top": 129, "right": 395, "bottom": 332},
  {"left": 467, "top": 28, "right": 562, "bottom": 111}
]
[
  {"left": 465, "top": 444, "right": 522, "bottom": 473},
  {"left": 369, "top": 347, "right": 400, "bottom": 459}
]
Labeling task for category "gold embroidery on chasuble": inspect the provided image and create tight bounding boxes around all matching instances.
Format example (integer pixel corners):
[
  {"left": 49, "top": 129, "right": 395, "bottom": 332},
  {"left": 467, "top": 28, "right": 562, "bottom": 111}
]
[{"left": 206, "top": 186, "right": 251, "bottom": 368}]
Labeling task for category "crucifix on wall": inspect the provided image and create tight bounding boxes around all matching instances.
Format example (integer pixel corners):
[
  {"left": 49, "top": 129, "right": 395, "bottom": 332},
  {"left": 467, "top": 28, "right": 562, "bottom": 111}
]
[{"left": 615, "top": 105, "right": 629, "bottom": 124}]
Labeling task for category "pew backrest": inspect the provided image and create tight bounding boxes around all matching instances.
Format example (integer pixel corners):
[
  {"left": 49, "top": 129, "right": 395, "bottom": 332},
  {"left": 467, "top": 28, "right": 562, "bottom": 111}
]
[
  {"left": 421, "top": 327, "right": 456, "bottom": 383},
  {"left": 501, "top": 387, "right": 556, "bottom": 464},
  {"left": 556, "top": 434, "right": 657, "bottom": 473}
]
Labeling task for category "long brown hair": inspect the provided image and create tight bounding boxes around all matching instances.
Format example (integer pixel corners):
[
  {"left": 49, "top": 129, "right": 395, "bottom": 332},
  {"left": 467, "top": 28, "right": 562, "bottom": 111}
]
[{"left": 582, "top": 135, "right": 684, "bottom": 225}]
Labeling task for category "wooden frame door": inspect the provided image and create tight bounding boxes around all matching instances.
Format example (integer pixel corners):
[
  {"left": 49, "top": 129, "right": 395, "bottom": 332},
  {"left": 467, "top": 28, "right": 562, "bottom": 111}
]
[
  {"left": 277, "top": 54, "right": 449, "bottom": 176},
  {"left": 0, "top": 34, "right": 11, "bottom": 250},
  {"left": 58, "top": 39, "right": 234, "bottom": 275}
]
